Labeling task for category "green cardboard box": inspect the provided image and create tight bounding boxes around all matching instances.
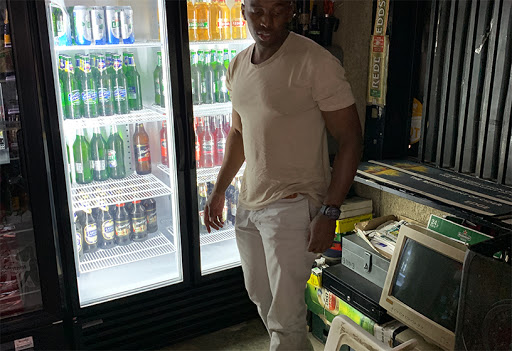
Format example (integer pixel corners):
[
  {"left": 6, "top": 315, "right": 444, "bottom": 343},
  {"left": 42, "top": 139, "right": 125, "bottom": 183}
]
[{"left": 427, "top": 215, "right": 492, "bottom": 245}]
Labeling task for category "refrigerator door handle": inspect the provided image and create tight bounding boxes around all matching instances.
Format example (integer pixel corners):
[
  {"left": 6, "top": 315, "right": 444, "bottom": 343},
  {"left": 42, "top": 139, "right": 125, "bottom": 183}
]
[{"left": 174, "top": 115, "right": 186, "bottom": 172}]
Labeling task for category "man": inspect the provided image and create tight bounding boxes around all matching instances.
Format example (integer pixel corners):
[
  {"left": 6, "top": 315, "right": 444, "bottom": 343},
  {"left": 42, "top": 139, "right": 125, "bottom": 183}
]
[{"left": 203, "top": 0, "right": 362, "bottom": 349}]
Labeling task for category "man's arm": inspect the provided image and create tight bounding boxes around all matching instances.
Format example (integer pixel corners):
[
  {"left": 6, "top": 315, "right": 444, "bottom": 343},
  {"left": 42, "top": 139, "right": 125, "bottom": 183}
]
[
  {"left": 307, "top": 104, "right": 362, "bottom": 253},
  {"left": 204, "top": 109, "right": 245, "bottom": 233}
]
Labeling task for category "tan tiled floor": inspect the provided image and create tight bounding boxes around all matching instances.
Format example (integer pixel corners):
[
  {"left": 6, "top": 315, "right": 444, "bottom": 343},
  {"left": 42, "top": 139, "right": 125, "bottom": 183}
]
[{"left": 160, "top": 318, "right": 324, "bottom": 351}]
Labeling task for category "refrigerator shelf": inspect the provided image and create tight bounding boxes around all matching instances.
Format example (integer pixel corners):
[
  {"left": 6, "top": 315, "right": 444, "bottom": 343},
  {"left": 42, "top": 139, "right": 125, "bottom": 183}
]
[
  {"left": 63, "top": 108, "right": 165, "bottom": 130},
  {"left": 193, "top": 102, "right": 232, "bottom": 117},
  {"left": 190, "top": 39, "right": 254, "bottom": 47},
  {"left": 54, "top": 40, "right": 162, "bottom": 52},
  {"left": 200, "top": 226, "right": 235, "bottom": 246},
  {"left": 79, "top": 231, "right": 176, "bottom": 273},
  {"left": 157, "top": 163, "right": 171, "bottom": 175},
  {"left": 196, "top": 163, "right": 246, "bottom": 184},
  {"left": 71, "top": 173, "right": 172, "bottom": 211}
]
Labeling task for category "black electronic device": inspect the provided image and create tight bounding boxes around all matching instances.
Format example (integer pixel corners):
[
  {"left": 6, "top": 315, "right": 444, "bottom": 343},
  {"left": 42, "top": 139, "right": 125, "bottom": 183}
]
[{"left": 323, "top": 264, "right": 392, "bottom": 324}]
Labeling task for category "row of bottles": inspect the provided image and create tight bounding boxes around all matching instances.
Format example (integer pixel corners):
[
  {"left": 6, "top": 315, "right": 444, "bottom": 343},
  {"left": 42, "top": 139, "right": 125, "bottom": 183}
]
[
  {"left": 75, "top": 198, "right": 158, "bottom": 258},
  {"left": 197, "top": 177, "right": 241, "bottom": 232},
  {"left": 194, "top": 115, "right": 231, "bottom": 168},
  {"left": 187, "top": 0, "right": 247, "bottom": 42},
  {"left": 70, "top": 122, "right": 168, "bottom": 184}
]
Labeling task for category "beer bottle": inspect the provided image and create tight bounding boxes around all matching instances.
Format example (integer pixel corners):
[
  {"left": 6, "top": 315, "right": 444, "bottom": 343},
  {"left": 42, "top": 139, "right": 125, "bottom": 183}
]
[
  {"left": 73, "top": 129, "right": 93, "bottom": 184},
  {"left": 74, "top": 212, "right": 84, "bottom": 260},
  {"left": 133, "top": 123, "right": 152, "bottom": 175},
  {"left": 114, "top": 203, "right": 131, "bottom": 245},
  {"left": 122, "top": 51, "right": 129, "bottom": 75},
  {"left": 214, "top": 116, "right": 226, "bottom": 166},
  {"left": 190, "top": 50, "right": 202, "bottom": 105},
  {"left": 105, "top": 52, "right": 114, "bottom": 75},
  {"left": 209, "top": 0, "right": 221, "bottom": 41},
  {"left": 106, "top": 125, "right": 126, "bottom": 179},
  {"left": 231, "top": 0, "right": 246, "bottom": 39},
  {"left": 90, "top": 127, "right": 109, "bottom": 181},
  {"left": 198, "top": 50, "right": 207, "bottom": 103},
  {"left": 223, "top": 48, "right": 230, "bottom": 70},
  {"left": 125, "top": 53, "right": 143, "bottom": 111},
  {"left": 195, "top": 0, "right": 210, "bottom": 41},
  {"left": 130, "top": 200, "right": 148, "bottom": 241},
  {"left": 203, "top": 50, "right": 215, "bottom": 104},
  {"left": 153, "top": 51, "right": 162, "bottom": 106},
  {"left": 95, "top": 54, "right": 114, "bottom": 117},
  {"left": 143, "top": 198, "right": 158, "bottom": 233},
  {"left": 187, "top": 0, "right": 198, "bottom": 41},
  {"left": 82, "top": 208, "right": 98, "bottom": 253},
  {"left": 80, "top": 55, "right": 98, "bottom": 118},
  {"left": 111, "top": 54, "right": 129, "bottom": 115},
  {"left": 160, "top": 121, "right": 168, "bottom": 166},
  {"left": 124, "top": 201, "right": 134, "bottom": 215},
  {"left": 158, "top": 52, "right": 165, "bottom": 107},
  {"left": 62, "top": 56, "right": 82, "bottom": 119},
  {"left": 218, "top": 0, "right": 231, "bottom": 40},
  {"left": 201, "top": 117, "right": 214, "bottom": 168},
  {"left": 214, "top": 51, "right": 229, "bottom": 103},
  {"left": 97, "top": 205, "right": 115, "bottom": 249},
  {"left": 197, "top": 183, "right": 207, "bottom": 232}
]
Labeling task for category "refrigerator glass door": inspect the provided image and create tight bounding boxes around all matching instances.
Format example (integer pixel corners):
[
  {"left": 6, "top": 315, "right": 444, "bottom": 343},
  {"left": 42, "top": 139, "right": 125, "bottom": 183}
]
[
  {"left": 186, "top": 0, "right": 253, "bottom": 275},
  {"left": 0, "top": 1, "right": 43, "bottom": 319},
  {"left": 45, "top": 0, "right": 183, "bottom": 307}
]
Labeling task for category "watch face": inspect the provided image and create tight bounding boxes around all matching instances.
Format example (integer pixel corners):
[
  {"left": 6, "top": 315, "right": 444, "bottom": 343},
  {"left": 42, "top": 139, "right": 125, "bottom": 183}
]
[{"left": 325, "top": 206, "right": 340, "bottom": 220}]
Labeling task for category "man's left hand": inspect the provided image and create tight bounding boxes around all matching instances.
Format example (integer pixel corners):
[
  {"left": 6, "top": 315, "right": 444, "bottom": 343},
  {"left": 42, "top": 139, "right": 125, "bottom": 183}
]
[{"left": 307, "top": 214, "right": 336, "bottom": 253}]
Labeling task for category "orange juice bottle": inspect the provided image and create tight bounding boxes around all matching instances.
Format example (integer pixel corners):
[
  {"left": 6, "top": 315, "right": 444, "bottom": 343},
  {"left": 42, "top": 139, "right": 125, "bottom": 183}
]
[
  {"left": 187, "top": 0, "right": 198, "bottom": 42},
  {"left": 218, "top": 0, "right": 231, "bottom": 40},
  {"left": 195, "top": 0, "right": 211, "bottom": 41},
  {"left": 209, "top": 0, "right": 221, "bottom": 41},
  {"left": 231, "top": 0, "right": 246, "bottom": 39}
]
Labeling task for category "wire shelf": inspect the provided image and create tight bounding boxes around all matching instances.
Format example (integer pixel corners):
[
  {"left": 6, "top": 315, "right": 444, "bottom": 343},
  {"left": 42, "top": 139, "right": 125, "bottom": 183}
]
[
  {"left": 193, "top": 102, "right": 232, "bottom": 117},
  {"left": 149, "top": 104, "right": 167, "bottom": 115},
  {"left": 55, "top": 40, "right": 162, "bottom": 52},
  {"left": 157, "top": 163, "right": 171, "bottom": 176},
  {"left": 200, "top": 226, "right": 236, "bottom": 246},
  {"left": 71, "top": 173, "right": 172, "bottom": 211},
  {"left": 196, "top": 163, "right": 245, "bottom": 184},
  {"left": 79, "top": 231, "right": 176, "bottom": 273},
  {"left": 63, "top": 108, "right": 165, "bottom": 130}
]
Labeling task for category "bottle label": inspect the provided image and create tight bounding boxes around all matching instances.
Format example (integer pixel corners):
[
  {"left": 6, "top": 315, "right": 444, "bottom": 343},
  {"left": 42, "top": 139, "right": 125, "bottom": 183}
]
[
  {"left": 82, "top": 89, "right": 98, "bottom": 105},
  {"left": 107, "top": 149, "right": 117, "bottom": 167},
  {"left": 102, "top": 219, "right": 115, "bottom": 240},
  {"left": 147, "top": 210, "right": 157, "bottom": 227},
  {"left": 217, "top": 138, "right": 226, "bottom": 154},
  {"left": 199, "top": 210, "right": 205, "bottom": 225},
  {"left": 161, "top": 139, "right": 168, "bottom": 157},
  {"left": 98, "top": 87, "right": 112, "bottom": 102},
  {"left": 200, "top": 81, "right": 206, "bottom": 94},
  {"left": 232, "top": 19, "right": 245, "bottom": 27},
  {"left": 68, "top": 90, "right": 81, "bottom": 105},
  {"left": 217, "top": 18, "right": 230, "bottom": 28},
  {"left": 128, "top": 86, "right": 137, "bottom": 99},
  {"left": 94, "top": 160, "right": 106, "bottom": 171},
  {"left": 83, "top": 61, "right": 92, "bottom": 73},
  {"left": 188, "top": 19, "right": 198, "bottom": 29},
  {"left": 126, "top": 56, "right": 136, "bottom": 66},
  {"left": 202, "top": 140, "right": 214, "bottom": 154},
  {"left": 90, "top": 160, "right": 95, "bottom": 170},
  {"left": 97, "top": 58, "right": 107, "bottom": 72},
  {"left": 114, "top": 87, "right": 127, "bottom": 101},
  {"left": 76, "top": 228, "right": 82, "bottom": 252},
  {"left": 75, "top": 162, "right": 84, "bottom": 174},
  {"left": 113, "top": 59, "right": 123, "bottom": 71},
  {"left": 115, "top": 219, "right": 130, "bottom": 237},
  {"left": 135, "top": 144, "right": 151, "bottom": 163},
  {"left": 197, "top": 21, "right": 209, "bottom": 29},
  {"left": 220, "top": 76, "right": 228, "bottom": 93},
  {"left": 195, "top": 138, "right": 200, "bottom": 161},
  {"left": 84, "top": 223, "right": 98, "bottom": 245},
  {"left": 132, "top": 216, "right": 147, "bottom": 233}
]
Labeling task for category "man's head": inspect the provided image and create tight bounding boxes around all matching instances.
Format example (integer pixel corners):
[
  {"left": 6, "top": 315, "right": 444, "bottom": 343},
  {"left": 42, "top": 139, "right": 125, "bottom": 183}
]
[{"left": 242, "top": 0, "right": 294, "bottom": 49}]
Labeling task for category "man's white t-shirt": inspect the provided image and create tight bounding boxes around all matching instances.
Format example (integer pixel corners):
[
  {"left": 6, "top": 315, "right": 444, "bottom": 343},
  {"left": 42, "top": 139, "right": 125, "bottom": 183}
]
[{"left": 226, "top": 32, "right": 355, "bottom": 210}]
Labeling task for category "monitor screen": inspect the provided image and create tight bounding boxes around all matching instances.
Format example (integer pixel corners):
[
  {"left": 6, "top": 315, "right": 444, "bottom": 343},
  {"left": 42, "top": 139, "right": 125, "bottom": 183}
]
[{"left": 391, "top": 238, "right": 463, "bottom": 332}]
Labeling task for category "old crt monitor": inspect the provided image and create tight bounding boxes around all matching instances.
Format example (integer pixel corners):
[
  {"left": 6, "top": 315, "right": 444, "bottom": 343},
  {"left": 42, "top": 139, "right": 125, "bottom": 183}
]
[{"left": 379, "top": 224, "right": 466, "bottom": 350}]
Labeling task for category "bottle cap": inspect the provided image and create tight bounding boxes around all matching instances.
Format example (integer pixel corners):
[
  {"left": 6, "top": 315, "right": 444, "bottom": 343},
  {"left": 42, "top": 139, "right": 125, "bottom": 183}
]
[{"left": 116, "top": 203, "right": 124, "bottom": 207}]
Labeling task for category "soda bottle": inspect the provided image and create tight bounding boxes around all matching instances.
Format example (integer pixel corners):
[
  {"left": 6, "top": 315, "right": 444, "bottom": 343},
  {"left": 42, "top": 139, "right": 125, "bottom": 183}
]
[
  {"left": 80, "top": 55, "right": 98, "bottom": 118},
  {"left": 215, "top": 51, "right": 229, "bottom": 103},
  {"left": 195, "top": 0, "right": 210, "bottom": 41},
  {"left": 154, "top": 51, "right": 162, "bottom": 106},
  {"left": 114, "top": 203, "right": 131, "bottom": 245},
  {"left": 111, "top": 54, "right": 129, "bottom": 115},
  {"left": 122, "top": 51, "right": 129, "bottom": 75},
  {"left": 106, "top": 125, "right": 126, "bottom": 179},
  {"left": 223, "top": 48, "right": 230, "bottom": 70},
  {"left": 105, "top": 52, "right": 114, "bottom": 74},
  {"left": 82, "top": 208, "right": 98, "bottom": 253},
  {"left": 133, "top": 123, "right": 152, "bottom": 175},
  {"left": 97, "top": 205, "right": 115, "bottom": 249},
  {"left": 143, "top": 198, "right": 158, "bottom": 233},
  {"left": 190, "top": 51, "right": 202, "bottom": 105},
  {"left": 197, "top": 183, "right": 207, "bottom": 232},
  {"left": 194, "top": 118, "right": 202, "bottom": 167},
  {"left": 73, "top": 129, "right": 93, "bottom": 184},
  {"left": 95, "top": 54, "right": 114, "bottom": 117},
  {"left": 201, "top": 116, "right": 214, "bottom": 168},
  {"left": 187, "top": 0, "right": 198, "bottom": 42},
  {"left": 203, "top": 51, "right": 215, "bottom": 104},
  {"left": 231, "top": 0, "right": 246, "bottom": 39},
  {"left": 218, "top": 0, "right": 231, "bottom": 40},
  {"left": 62, "top": 56, "right": 82, "bottom": 119},
  {"left": 90, "top": 127, "right": 109, "bottom": 181},
  {"left": 198, "top": 50, "right": 208, "bottom": 103},
  {"left": 130, "top": 200, "right": 148, "bottom": 241},
  {"left": 160, "top": 121, "right": 168, "bottom": 166},
  {"left": 230, "top": 49, "right": 237, "bottom": 61},
  {"left": 74, "top": 212, "right": 84, "bottom": 260},
  {"left": 214, "top": 116, "right": 227, "bottom": 166},
  {"left": 224, "top": 114, "right": 231, "bottom": 135},
  {"left": 209, "top": 0, "right": 221, "bottom": 41},
  {"left": 125, "top": 53, "right": 143, "bottom": 111}
]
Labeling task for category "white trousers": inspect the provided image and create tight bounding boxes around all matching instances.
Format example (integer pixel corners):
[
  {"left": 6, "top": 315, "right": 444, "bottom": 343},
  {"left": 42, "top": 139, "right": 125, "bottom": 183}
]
[{"left": 235, "top": 194, "right": 319, "bottom": 351}]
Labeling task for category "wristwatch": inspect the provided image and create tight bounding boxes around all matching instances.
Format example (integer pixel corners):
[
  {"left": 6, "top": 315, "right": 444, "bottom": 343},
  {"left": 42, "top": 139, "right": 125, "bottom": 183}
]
[{"left": 319, "top": 205, "right": 341, "bottom": 220}]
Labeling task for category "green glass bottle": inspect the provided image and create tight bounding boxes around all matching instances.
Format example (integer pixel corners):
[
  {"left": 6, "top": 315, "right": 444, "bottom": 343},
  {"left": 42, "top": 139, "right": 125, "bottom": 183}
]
[
  {"left": 111, "top": 54, "right": 129, "bottom": 115},
  {"left": 122, "top": 51, "right": 129, "bottom": 75},
  {"left": 125, "top": 53, "right": 143, "bottom": 111},
  {"left": 153, "top": 51, "right": 162, "bottom": 106},
  {"left": 215, "top": 50, "right": 229, "bottom": 103},
  {"left": 223, "top": 48, "right": 229, "bottom": 70},
  {"left": 80, "top": 55, "right": 98, "bottom": 118},
  {"left": 73, "top": 129, "right": 93, "bottom": 184},
  {"left": 90, "top": 127, "right": 109, "bottom": 181},
  {"left": 190, "top": 50, "right": 202, "bottom": 105},
  {"left": 106, "top": 124, "right": 126, "bottom": 179},
  {"left": 203, "top": 50, "right": 215, "bottom": 104},
  {"left": 95, "top": 54, "right": 114, "bottom": 117},
  {"left": 198, "top": 50, "right": 207, "bottom": 103},
  {"left": 62, "top": 56, "right": 82, "bottom": 119}
]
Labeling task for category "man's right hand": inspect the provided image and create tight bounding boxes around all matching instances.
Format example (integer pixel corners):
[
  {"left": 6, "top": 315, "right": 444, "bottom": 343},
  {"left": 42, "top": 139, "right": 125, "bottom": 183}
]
[{"left": 204, "top": 191, "right": 226, "bottom": 233}]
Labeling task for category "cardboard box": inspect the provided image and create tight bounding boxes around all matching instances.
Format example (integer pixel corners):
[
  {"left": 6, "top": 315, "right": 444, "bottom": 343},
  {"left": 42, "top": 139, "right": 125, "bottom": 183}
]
[
  {"left": 340, "top": 197, "right": 373, "bottom": 219},
  {"left": 427, "top": 215, "right": 492, "bottom": 245},
  {"left": 373, "top": 320, "right": 408, "bottom": 347},
  {"left": 337, "top": 213, "right": 374, "bottom": 234}
]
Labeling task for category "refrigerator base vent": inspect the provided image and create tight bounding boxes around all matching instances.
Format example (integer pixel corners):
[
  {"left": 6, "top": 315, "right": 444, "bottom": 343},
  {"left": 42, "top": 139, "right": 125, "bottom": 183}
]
[
  {"left": 80, "top": 232, "right": 176, "bottom": 273},
  {"left": 200, "top": 227, "right": 236, "bottom": 246},
  {"left": 63, "top": 108, "right": 165, "bottom": 130}
]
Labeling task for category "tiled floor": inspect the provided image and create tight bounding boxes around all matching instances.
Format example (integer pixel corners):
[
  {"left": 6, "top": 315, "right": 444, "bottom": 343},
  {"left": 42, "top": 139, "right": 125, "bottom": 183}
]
[{"left": 160, "top": 318, "right": 324, "bottom": 351}]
